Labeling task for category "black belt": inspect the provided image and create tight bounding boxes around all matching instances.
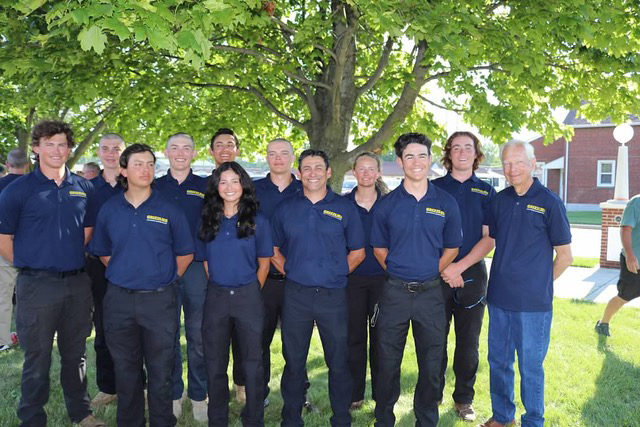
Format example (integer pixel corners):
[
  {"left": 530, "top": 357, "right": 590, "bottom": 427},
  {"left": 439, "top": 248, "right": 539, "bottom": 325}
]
[
  {"left": 20, "top": 267, "right": 86, "bottom": 279},
  {"left": 267, "top": 272, "right": 286, "bottom": 281},
  {"left": 387, "top": 275, "right": 441, "bottom": 293},
  {"left": 111, "top": 280, "right": 177, "bottom": 294}
]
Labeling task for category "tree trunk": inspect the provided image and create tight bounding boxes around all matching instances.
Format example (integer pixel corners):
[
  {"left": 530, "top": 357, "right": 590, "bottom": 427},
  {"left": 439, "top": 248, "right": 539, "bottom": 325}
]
[{"left": 67, "top": 118, "right": 107, "bottom": 168}]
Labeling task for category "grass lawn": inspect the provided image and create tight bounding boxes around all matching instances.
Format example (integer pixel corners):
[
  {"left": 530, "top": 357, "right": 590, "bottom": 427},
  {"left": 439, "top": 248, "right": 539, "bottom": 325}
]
[
  {"left": 1, "top": 299, "right": 639, "bottom": 426},
  {"left": 567, "top": 211, "right": 602, "bottom": 226}
]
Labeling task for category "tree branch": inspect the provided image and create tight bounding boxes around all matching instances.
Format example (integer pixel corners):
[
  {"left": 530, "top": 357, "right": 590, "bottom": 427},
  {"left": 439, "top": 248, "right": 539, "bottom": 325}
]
[
  {"left": 187, "top": 82, "right": 307, "bottom": 131},
  {"left": 356, "top": 37, "right": 395, "bottom": 97},
  {"left": 418, "top": 94, "right": 466, "bottom": 113},
  {"left": 270, "top": 15, "right": 338, "bottom": 61}
]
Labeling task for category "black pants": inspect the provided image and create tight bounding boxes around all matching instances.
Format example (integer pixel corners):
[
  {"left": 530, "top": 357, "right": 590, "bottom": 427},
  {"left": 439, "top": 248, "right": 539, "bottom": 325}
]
[
  {"left": 281, "top": 281, "right": 352, "bottom": 427},
  {"left": 261, "top": 276, "right": 311, "bottom": 399},
  {"left": 203, "top": 282, "right": 264, "bottom": 427},
  {"left": 16, "top": 270, "right": 94, "bottom": 426},
  {"left": 438, "top": 261, "right": 487, "bottom": 404},
  {"left": 86, "top": 255, "right": 116, "bottom": 394},
  {"left": 374, "top": 276, "right": 446, "bottom": 427},
  {"left": 104, "top": 283, "right": 178, "bottom": 427},
  {"left": 346, "top": 274, "right": 384, "bottom": 403}
]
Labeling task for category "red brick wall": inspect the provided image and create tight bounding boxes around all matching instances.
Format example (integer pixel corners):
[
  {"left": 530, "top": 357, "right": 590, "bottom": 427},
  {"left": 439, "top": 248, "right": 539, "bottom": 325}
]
[
  {"left": 530, "top": 126, "right": 640, "bottom": 204},
  {"left": 600, "top": 207, "right": 624, "bottom": 268}
]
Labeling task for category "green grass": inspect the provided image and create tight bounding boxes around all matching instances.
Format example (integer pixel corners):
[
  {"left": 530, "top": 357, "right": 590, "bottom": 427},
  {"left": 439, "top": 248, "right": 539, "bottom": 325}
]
[
  {"left": 567, "top": 211, "right": 602, "bottom": 226},
  {"left": 1, "top": 299, "right": 639, "bottom": 426}
]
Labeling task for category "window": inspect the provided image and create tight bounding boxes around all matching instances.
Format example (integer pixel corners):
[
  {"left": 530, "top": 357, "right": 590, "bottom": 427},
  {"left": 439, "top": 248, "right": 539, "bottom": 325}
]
[{"left": 597, "top": 160, "right": 616, "bottom": 187}]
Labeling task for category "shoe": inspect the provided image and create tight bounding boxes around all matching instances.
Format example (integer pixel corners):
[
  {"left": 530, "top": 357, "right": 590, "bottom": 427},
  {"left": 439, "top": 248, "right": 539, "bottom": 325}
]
[
  {"left": 191, "top": 398, "right": 208, "bottom": 422},
  {"left": 454, "top": 402, "right": 476, "bottom": 421},
  {"left": 303, "top": 399, "right": 316, "bottom": 412},
  {"left": 234, "top": 384, "right": 246, "bottom": 404},
  {"left": 90, "top": 392, "right": 117, "bottom": 407},
  {"left": 0, "top": 344, "right": 10, "bottom": 352},
  {"left": 173, "top": 393, "right": 186, "bottom": 419},
  {"left": 263, "top": 397, "right": 270, "bottom": 408},
  {"left": 350, "top": 400, "right": 364, "bottom": 411},
  {"left": 595, "top": 321, "right": 610, "bottom": 337},
  {"left": 475, "top": 418, "right": 516, "bottom": 427},
  {"left": 77, "top": 414, "right": 107, "bottom": 427}
]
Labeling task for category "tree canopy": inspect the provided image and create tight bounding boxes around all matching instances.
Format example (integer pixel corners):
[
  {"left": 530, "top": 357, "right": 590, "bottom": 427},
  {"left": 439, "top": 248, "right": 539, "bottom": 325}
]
[{"left": 1, "top": 0, "right": 639, "bottom": 188}]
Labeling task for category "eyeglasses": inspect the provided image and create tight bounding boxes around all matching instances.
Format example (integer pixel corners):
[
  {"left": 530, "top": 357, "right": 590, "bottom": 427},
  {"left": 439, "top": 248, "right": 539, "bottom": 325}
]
[{"left": 453, "top": 279, "right": 485, "bottom": 309}]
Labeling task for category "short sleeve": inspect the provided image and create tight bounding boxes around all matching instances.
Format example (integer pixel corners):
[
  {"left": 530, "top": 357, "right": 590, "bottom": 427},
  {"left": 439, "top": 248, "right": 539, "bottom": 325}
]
[
  {"left": 370, "top": 201, "right": 389, "bottom": 248},
  {"left": 256, "top": 214, "right": 274, "bottom": 258},
  {"left": 83, "top": 180, "right": 98, "bottom": 228},
  {"left": 482, "top": 186, "right": 497, "bottom": 226},
  {"left": 443, "top": 199, "right": 463, "bottom": 248},
  {"left": 344, "top": 202, "right": 365, "bottom": 251},
  {"left": 89, "top": 206, "right": 112, "bottom": 256},
  {"left": 547, "top": 198, "right": 572, "bottom": 246},
  {"left": 171, "top": 208, "right": 195, "bottom": 256},
  {"left": 621, "top": 198, "right": 640, "bottom": 228},
  {"left": 0, "top": 185, "right": 22, "bottom": 235},
  {"left": 271, "top": 204, "right": 286, "bottom": 248},
  {"left": 487, "top": 197, "right": 498, "bottom": 239}
]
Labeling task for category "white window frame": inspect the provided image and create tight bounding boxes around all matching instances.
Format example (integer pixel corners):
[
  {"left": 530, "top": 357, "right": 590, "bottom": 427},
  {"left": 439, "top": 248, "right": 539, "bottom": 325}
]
[{"left": 597, "top": 160, "right": 616, "bottom": 188}]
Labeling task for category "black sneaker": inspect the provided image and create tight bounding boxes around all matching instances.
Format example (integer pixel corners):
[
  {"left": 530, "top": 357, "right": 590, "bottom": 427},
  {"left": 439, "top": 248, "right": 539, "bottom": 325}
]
[{"left": 595, "top": 321, "right": 610, "bottom": 337}]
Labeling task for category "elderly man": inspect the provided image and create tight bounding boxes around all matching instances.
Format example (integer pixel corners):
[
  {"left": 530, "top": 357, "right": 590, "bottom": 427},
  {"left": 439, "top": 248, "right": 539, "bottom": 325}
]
[
  {"left": 477, "top": 140, "right": 573, "bottom": 427},
  {"left": 82, "top": 162, "right": 100, "bottom": 180}
]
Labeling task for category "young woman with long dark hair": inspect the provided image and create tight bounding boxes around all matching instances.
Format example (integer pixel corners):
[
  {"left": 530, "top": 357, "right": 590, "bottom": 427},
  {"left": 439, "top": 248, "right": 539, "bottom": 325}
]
[{"left": 198, "top": 161, "right": 272, "bottom": 427}]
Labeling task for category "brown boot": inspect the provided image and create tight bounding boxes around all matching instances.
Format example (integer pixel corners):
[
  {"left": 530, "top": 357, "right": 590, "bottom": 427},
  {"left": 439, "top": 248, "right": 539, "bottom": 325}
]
[{"left": 475, "top": 418, "right": 516, "bottom": 427}]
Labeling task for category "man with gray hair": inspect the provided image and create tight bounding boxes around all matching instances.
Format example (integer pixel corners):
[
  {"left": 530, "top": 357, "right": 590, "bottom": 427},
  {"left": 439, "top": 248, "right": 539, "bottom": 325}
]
[
  {"left": 0, "top": 148, "right": 29, "bottom": 352},
  {"left": 155, "top": 132, "right": 209, "bottom": 421},
  {"left": 476, "top": 140, "right": 573, "bottom": 427},
  {"left": 82, "top": 162, "right": 101, "bottom": 180}
]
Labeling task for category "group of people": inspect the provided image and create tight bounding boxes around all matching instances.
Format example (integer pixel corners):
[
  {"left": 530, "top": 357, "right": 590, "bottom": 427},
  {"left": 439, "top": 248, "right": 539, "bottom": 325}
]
[{"left": 0, "top": 120, "right": 578, "bottom": 427}]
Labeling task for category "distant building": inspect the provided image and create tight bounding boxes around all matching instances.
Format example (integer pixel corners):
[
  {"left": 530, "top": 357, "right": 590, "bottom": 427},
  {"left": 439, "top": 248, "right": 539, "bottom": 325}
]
[{"left": 530, "top": 111, "right": 640, "bottom": 210}]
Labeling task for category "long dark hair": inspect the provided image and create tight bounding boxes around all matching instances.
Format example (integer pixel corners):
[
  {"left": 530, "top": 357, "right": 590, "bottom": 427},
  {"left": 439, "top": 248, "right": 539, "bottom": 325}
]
[{"left": 199, "top": 162, "right": 258, "bottom": 241}]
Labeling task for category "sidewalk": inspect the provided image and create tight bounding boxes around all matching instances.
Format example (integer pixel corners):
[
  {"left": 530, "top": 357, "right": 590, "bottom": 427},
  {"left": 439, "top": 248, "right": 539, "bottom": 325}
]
[{"left": 553, "top": 265, "right": 640, "bottom": 307}]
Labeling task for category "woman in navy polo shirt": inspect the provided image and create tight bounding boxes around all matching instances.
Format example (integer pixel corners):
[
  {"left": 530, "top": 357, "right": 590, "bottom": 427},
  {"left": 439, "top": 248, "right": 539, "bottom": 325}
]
[
  {"left": 198, "top": 161, "right": 272, "bottom": 427},
  {"left": 344, "top": 152, "right": 388, "bottom": 410}
]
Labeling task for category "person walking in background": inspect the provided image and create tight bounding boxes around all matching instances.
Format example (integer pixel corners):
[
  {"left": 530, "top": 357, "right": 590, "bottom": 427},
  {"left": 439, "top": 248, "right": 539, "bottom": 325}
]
[
  {"left": 596, "top": 193, "right": 640, "bottom": 337},
  {"left": 198, "top": 161, "right": 272, "bottom": 426},
  {"left": 433, "top": 131, "right": 496, "bottom": 422},
  {"left": 343, "top": 152, "right": 388, "bottom": 411}
]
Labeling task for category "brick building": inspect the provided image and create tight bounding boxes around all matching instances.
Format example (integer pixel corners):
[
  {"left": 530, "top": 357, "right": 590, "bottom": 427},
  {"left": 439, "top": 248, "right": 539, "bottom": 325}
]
[{"left": 529, "top": 111, "right": 640, "bottom": 209}]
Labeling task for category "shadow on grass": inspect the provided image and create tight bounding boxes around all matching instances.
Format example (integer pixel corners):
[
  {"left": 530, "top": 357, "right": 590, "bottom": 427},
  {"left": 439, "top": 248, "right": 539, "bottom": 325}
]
[{"left": 581, "top": 345, "right": 640, "bottom": 426}]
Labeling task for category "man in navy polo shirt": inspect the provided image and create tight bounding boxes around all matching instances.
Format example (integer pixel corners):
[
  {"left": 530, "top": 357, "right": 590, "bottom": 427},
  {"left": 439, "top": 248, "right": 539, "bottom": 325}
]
[
  {"left": 0, "top": 148, "right": 28, "bottom": 353},
  {"left": 0, "top": 121, "right": 104, "bottom": 427},
  {"left": 271, "top": 149, "right": 365, "bottom": 426},
  {"left": 253, "top": 138, "right": 310, "bottom": 408},
  {"left": 90, "top": 144, "right": 194, "bottom": 427},
  {"left": 476, "top": 140, "right": 572, "bottom": 427},
  {"left": 86, "top": 133, "right": 126, "bottom": 408},
  {"left": 432, "top": 131, "right": 496, "bottom": 422},
  {"left": 155, "top": 132, "right": 209, "bottom": 421},
  {"left": 371, "top": 132, "right": 462, "bottom": 427}
]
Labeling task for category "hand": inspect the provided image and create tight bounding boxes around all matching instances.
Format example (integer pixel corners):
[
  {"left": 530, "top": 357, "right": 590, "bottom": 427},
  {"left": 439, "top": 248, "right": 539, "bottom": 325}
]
[
  {"left": 626, "top": 255, "right": 639, "bottom": 274},
  {"left": 442, "top": 262, "right": 463, "bottom": 285},
  {"left": 445, "top": 274, "right": 465, "bottom": 288}
]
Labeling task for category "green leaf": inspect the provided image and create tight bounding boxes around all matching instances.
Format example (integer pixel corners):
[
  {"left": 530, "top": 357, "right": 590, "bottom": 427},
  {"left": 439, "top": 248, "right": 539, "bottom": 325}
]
[
  {"left": 78, "top": 25, "right": 108, "bottom": 54},
  {"left": 101, "top": 17, "right": 131, "bottom": 41}
]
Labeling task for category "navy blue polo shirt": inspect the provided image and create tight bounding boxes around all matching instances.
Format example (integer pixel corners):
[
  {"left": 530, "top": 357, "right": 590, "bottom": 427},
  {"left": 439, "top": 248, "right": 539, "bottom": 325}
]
[
  {"left": 486, "top": 178, "right": 571, "bottom": 312},
  {"left": 344, "top": 187, "right": 385, "bottom": 276},
  {"left": 0, "top": 173, "right": 23, "bottom": 193},
  {"left": 254, "top": 174, "right": 302, "bottom": 217},
  {"left": 0, "top": 167, "right": 97, "bottom": 272},
  {"left": 197, "top": 212, "right": 273, "bottom": 287},
  {"left": 90, "top": 190, "right": 195, "bottom": 290},
  {"left": 90, "top": 172, "right": 123, "bottom": 213},
  {"left": 432, "top": 173, "right": 496, "bottom": 260},
  {"left": 370, "top": 181, "right": 463, "bottom": 282},
  {"left": 155, "top": 170, "right": 207, "bottom": 260},
  {"left": 271, "top": 189, "right": 365, "bottom": 288}
]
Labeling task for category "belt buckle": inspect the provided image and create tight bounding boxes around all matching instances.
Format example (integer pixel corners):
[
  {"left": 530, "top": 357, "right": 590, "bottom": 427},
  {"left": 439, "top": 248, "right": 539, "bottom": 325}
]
[{"left": 406, "top": 282, "right": 422, "bottom": 293}]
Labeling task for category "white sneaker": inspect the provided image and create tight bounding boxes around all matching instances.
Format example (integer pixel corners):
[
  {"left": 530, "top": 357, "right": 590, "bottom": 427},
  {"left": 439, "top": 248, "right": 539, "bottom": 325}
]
[
  {"left": 234, "top": 384, "right": 246, "bottom": 404},
  {"left": 173, "top": 393, "right": 185, "bottom": 419},
  {"left": 191, "top": 398, "right": 208, "bottom": 422}
]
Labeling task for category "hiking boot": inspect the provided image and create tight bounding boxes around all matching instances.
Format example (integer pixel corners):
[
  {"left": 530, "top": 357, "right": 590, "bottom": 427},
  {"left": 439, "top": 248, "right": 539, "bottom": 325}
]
[
  {"left": 595, "top": 320, "right": 610, "bottom": 337},
  {"left": 455, "top": 402, "right": 476, "bottom": 421},
  {"left": 191, "top": 398, "right": 208, "bottom": 422},
  {"left": 77, "top": 415, "right": 107, "bottom": 427},
  {"left": 90, "top": 392, "right": 117, "bottom": 407}
]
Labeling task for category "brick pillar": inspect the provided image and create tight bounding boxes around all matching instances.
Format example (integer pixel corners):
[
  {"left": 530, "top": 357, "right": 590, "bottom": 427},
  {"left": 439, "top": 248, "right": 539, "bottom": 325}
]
[{"left": 599, "top": 201, "right": 628, "bottom": 268}]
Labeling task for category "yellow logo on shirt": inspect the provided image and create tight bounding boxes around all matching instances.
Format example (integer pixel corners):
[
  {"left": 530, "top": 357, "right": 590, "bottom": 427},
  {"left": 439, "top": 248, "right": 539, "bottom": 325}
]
[
  {"left": 69, "top": 190, "right": 86, "bottom": 198},
  {"left": 323, "top": 210, "right": 343, "bottom": 220},
  {"left": 471, "top": 188, "right": 489, "bottom": 196},
  {"left": 147, "top": 215, "right": 169, "bottom": 225},
  {"left": 186, "top": 190, "right": 204, "bottom": 199},
  {"left": 425, "top": 207, "right": 445, "bottom": 217},
  {"left": 527, "top": 204, "right": 546, "bottom": 215}
]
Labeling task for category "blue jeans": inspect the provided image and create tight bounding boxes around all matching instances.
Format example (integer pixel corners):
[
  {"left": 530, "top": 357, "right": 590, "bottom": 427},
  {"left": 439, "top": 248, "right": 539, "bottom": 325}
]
[
  {"left": 487, "top": 305, "right": 552, "bottom": 427},
  {"left": 172, "top": 261, "right": 208, "bottom": 401}
]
